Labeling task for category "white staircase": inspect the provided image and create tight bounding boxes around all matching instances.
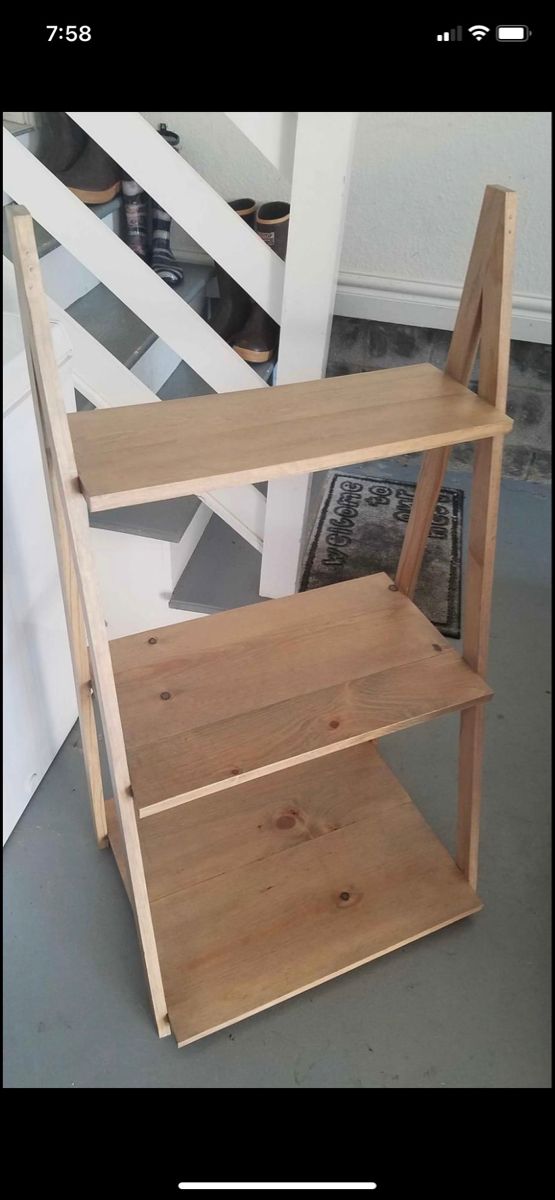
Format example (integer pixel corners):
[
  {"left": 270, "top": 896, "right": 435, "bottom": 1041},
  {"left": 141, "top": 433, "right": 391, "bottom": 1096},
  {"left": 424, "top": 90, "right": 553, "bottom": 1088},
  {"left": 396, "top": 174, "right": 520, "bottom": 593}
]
[{"left": 3, "top": 112, "right": 357, "bottom": 635}]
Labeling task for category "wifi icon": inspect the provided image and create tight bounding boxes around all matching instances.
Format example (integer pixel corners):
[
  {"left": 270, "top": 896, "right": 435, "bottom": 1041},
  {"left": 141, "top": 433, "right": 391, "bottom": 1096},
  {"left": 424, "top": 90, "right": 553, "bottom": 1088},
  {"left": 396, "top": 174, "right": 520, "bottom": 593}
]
[{"left": 468, "top": 24, "right": 490, "bottom": 40}]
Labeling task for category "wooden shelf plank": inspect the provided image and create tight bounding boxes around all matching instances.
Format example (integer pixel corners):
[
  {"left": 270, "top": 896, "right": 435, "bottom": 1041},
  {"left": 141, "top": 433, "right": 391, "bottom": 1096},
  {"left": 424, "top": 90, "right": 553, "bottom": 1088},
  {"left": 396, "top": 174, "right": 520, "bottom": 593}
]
[
  {"left": 109, "top": 574, "right": 491, "bottom": 817},
  {"left": 70, "top": 364, "right": 513, "bottom": 512},
  {"left": 135, "top": 743, "right": 482, "bottom": 1046}
]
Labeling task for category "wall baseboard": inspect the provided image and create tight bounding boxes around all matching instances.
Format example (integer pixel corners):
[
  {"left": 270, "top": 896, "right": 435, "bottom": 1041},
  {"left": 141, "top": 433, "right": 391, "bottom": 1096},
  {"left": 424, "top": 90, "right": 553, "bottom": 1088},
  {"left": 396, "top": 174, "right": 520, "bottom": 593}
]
[
  {"left": 176, "top": 250, "right": 552, "bottom": 346},
  {"left": 335, "top": 271, "right": 552, "bottom": 346}
]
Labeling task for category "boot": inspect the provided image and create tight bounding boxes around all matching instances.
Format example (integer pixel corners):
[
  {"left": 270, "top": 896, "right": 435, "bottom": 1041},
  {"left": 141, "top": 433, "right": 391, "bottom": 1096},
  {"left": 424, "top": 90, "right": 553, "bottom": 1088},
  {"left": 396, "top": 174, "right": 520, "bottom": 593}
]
[
  {"left": 35, "top": 112, "right": 121, "bottom": 204},
  {"left": 35, "top": 111, "right": 87, "bottom": 177},
  {"left": 122, "top": 180, "right": 149, "bottom": 261},
  {"left": 149, "top": 123, "right": 184, "bottom": 286},
  {"left": 209, "top": 199, "right": 256, "bottom": 341},
  {"left": 233, "top": 201, "right": 290, "bottom": 362}
]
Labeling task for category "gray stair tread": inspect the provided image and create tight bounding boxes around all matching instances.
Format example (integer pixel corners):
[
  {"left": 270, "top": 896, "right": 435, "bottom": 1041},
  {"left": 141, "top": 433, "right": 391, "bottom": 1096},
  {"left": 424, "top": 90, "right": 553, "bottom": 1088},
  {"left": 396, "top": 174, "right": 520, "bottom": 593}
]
[
  {"left": 66, "top": 263, "right": 212, "bottom": 369},
  {"left": 89, "top": 495, "right": 201, "bottom": 543},
  {"left": 87, "top": 361, "right": 268, "bottom": 542},
  {"left": 157, "top": 359, "right": 216, "bottom": 401},
  {"left": 158, "top": 355, "right": 274, "bottom": 402},
  {"left": 3, "top": 197, "right": 121, "bottom": 261},
  {"left": 170, "top": 515, "right": 266, "bottom": 614},
  {"left": 3, "top": 120, "right": 34, "bottom": 137},
  {"left": 75, "top": 392, "right": 96, "bottom": 412}
]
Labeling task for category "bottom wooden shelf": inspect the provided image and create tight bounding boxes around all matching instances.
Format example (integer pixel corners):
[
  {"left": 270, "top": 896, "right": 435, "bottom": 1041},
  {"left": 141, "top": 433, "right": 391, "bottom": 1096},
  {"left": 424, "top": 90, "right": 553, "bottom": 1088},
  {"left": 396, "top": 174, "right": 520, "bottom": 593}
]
[{"left": 107, "top": 742, "right": 481, "bottom": 1046}]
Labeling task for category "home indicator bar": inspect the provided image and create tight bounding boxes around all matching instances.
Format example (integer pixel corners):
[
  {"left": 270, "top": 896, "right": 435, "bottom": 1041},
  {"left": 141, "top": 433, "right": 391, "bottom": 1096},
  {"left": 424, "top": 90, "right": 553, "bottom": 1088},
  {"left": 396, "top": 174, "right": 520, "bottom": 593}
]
[{"left": 437, "top": 26, "right": 463, "bottom": 40}]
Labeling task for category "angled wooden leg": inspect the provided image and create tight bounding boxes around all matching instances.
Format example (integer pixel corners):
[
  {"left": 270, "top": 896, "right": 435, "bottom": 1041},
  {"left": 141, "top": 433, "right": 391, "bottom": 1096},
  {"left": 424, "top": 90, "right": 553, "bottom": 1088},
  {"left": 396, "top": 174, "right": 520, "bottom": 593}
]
[
  {"left": 395, "top": 446, "right": 451, "bottom": 596},
  {"left": 10, "top": 208, "right": 169, "bottom": 1036},
  {"left": 395, "top": 187, "right": 510, "bottom": 600},
  {"left": 456, "top": 434, "right": 504, "bottom": 888},
  {"left": 457, "top": 705, "right": 485, "bottom": 890},
  {"left": 52, "top": 473, "right": 108, "bottom": 846}
]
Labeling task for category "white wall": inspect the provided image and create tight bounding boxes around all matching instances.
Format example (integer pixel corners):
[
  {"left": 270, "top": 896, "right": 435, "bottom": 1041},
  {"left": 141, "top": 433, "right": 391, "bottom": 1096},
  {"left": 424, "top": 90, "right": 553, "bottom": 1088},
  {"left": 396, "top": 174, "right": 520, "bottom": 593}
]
[{"left": 142, "top": 111, "right": 551, "bottom": 341}]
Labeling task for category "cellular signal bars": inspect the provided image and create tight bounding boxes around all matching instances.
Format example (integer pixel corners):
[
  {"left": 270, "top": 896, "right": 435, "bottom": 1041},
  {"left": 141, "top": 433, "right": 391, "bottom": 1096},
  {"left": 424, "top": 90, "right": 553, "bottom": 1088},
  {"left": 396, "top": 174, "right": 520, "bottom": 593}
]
[{"left": 437, "top": 27, "right": 463, "bottom": 41}]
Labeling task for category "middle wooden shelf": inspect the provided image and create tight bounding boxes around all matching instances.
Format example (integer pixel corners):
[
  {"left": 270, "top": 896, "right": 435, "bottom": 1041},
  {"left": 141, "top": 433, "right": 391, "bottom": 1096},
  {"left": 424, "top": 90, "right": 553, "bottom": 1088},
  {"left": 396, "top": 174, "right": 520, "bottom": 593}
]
[{"left": 109, "top": 572, "right": 491, "bottom": 819}]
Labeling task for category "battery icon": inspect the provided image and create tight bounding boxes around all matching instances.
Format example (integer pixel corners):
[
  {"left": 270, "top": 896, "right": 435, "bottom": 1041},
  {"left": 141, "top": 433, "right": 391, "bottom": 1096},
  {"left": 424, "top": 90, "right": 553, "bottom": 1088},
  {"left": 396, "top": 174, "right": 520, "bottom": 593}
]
[{"left": 496, "top": 25, "right": 530, "bottom": 40}]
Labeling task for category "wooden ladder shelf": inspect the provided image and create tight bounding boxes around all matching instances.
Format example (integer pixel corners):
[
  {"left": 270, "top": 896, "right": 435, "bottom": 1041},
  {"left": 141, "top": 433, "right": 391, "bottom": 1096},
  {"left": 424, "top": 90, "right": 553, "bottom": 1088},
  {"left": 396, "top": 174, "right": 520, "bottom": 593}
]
[{"left": 8, "top": 183, "right": 516, "bottom": 1047}]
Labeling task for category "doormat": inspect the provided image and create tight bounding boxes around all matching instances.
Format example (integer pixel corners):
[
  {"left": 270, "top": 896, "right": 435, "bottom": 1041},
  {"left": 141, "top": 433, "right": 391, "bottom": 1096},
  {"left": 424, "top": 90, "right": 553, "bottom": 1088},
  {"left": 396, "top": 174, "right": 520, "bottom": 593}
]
[{"left": 300, "top": 472, "right": 464, "bottom": 638}]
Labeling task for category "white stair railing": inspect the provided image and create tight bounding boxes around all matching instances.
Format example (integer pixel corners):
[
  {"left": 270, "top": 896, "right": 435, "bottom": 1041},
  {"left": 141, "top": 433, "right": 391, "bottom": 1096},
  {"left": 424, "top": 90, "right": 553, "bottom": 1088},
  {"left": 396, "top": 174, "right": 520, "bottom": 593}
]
[
  {"left": 67, "top": 112, "right": 284, "bottom": 322},
  {"left": 4, "top": 112, "right": 359, "bottom": 592},
  {"left": 224, "top": 112, "right": 297, "bottom": 178},
  {"left": 3, "top": 253, "right": 266, "bottom": 552},
  {"left": 3, "top": 128, "right": 264, "bottom": 395}
]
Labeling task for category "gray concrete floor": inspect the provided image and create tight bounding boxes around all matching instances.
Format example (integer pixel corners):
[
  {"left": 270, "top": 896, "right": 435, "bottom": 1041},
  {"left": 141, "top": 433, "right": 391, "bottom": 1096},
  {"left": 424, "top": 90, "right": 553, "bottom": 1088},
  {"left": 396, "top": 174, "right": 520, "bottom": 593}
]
[{"left": 4, "top": 468, "right": 551, "bottom": 1088}]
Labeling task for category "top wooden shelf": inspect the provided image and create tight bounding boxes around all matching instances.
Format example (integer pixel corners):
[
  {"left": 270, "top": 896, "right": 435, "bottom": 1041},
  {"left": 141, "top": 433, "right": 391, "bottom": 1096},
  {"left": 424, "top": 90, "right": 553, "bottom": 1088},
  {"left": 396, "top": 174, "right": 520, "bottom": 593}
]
[{"left": 69, "top": 363, "right": 512, "bottom": 512}]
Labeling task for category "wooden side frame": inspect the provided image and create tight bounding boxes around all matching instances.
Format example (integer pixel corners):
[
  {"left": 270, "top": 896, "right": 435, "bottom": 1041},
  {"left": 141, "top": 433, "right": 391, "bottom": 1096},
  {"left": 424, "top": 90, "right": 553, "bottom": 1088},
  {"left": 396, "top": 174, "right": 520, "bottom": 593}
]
[
  {"left": 395, "top": 186, "right": 517, "bottom": 888},
  {"left": 7, "top": 207, "right": 170, "bottom": 1037}
]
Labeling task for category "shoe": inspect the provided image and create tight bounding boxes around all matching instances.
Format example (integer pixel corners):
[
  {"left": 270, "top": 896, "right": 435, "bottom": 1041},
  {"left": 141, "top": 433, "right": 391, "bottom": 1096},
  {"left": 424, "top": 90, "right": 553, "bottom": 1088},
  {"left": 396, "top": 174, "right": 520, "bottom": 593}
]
[
  {"left": 36, "top": 112, "right": 121, "bottom": 204},
  {"left": 35, "top": 111, "right": 87, "bottom": 177},
  {"left": 150, "top": 123, "right": 184, "bottom": 286},
  {"left": 209, "top": 199, "right": 256, "bottom": 341},
  {"left": 122, "top": 180, "right": 149, "bottom": 261},
  {"left": 157, "top": 122, "right": 179, "bottom": 148},
  {"left": 232, "top": 201, "right": 290, "bottom": 362}
]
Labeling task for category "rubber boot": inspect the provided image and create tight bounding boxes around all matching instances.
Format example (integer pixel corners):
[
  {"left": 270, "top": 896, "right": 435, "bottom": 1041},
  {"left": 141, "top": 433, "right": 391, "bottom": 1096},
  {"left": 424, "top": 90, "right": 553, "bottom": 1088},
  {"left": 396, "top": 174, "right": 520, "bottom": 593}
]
[
  {"left": 150, "top": 123, "right": 184, "bottom": 286},
  {"left": 35, "top": 112, "right": 121, "bottom": 204},
  {"left": 209, "top": 199, "right": 256, "bottom": 341},
  {"left": 233, "top": 201, "right": 290, "bottom": 362},
  {"left": 35, "top": 111, "right": 87, "bottom": 176},
  {"left": 122, "top": 180, "right": 149, "bottom": 261}
]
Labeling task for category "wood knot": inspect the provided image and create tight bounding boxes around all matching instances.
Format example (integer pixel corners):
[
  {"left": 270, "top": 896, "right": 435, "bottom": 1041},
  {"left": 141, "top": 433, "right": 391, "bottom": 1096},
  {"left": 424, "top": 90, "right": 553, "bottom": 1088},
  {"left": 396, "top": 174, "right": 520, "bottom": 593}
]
[
  {"left": 231, "top": 768, "right": 241, "bottom": 776},
  {"left": 276, "top": 814, "right": 295, "bottom": 829},
  {"left": 160, "top": 691, "right": 171, "bottom": 700},
  {"left": 432, "top": 643, "right": 443, "bottom": 652},
  {"left": 329, "top": 719, "right": 340, "bottom": 730},
  {"left": 148, "top": 637, "right": 157, "bottom": 645},
  {"left": 337, "top": 888, "right": 361, "bottom": 908}
]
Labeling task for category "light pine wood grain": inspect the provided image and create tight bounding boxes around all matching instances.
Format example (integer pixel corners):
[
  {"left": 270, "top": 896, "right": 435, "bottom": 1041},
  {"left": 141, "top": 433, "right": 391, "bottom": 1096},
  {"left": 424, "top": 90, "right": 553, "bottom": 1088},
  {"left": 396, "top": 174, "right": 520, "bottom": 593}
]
[
  {"left": 113, "top": 575, "right": 451, "bottom": 749},
  {"left": 457, "top": 190, "right": 517, "bottom": 888},
  {"left": 7, "top": 185, "right": 514, "bottom": 1048},
  {"left": 107, "top": 575, "right": 490, "bottom": 816},
  {"left": 131, "top": 650, "right": 491, "bottom": 817},
  {"left": 395, "top": 185, "right": 511, "bottom": 599},
  {"left": 395, "top": 445, "right": 451, "bottom": 598},
  {"left": 68, "top": 363, "right": 512, "bottom": 512},
  {"left": 138, "top": 742, "right": 407, "bottom": 900},
  {"left": 7, "top": 207, "right": 170, "bottom": 1038},
  {"left": 145, "top": 745, "right": 482, "bottom": 1046},
  {"left": 51, "top": 453, "right": 108, "bottom": 845}
]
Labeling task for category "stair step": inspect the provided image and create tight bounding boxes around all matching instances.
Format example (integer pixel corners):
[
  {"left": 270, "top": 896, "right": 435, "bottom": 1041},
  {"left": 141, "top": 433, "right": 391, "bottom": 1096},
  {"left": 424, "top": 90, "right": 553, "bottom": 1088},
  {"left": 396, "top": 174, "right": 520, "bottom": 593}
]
[
  {"left": 89, "top": 496, "right": 202, "bottom": 543},
  {"left": 85, "top": 306, "right": 270, "bottom": 545},
  {"left": 110, "top": 571, "right": 492, "bottom": 818},
  {"left": 169, "top": 513, "right": 265, "bottom": 614},
  {"left": 3, "top": 120, "right": 33, "bottom": 138},
  {"left": 3, "top": 197, "right": 122, "bottom": 262},
  {"left": 158, "top": 355, "right": 274, "bottom": 402},
  {"left": 67, "top": 263, "right": 212, "bottom": 371},
  {"left": 69, "top": 363, "right": 513, "bottom": 513},
  {"left": 87, "top": 359, "right": 273, "bottom": 541}
]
